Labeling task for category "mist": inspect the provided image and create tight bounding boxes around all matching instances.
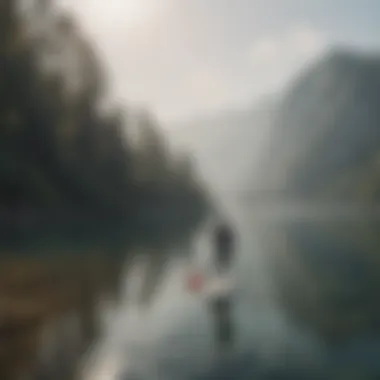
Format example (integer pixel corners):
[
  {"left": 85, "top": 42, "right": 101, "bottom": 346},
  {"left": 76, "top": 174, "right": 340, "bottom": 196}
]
[{"left": 3, "top": 1, "right": 380, "bottom": 380}]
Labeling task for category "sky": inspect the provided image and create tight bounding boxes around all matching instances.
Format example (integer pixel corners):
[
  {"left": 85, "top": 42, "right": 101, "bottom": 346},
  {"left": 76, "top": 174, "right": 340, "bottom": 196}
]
[{"left": 61, "top": 0, "right": 380, "bottom": 125}]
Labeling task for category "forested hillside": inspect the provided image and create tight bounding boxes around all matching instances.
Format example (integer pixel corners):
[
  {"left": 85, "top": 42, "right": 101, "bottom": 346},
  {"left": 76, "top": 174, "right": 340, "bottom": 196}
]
[
  {"left": 0, "top": 0, "right": 208, "bottom": 242},
  {"left": 259, "top": 49, "right": 380, "bottom": 200}
]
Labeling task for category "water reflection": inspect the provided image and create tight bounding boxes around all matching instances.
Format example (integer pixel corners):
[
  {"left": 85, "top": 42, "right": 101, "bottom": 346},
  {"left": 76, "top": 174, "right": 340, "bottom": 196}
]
[
  {"left": 267, "top": 218, "right": 380, "bottom": 344},
  {"left": 0, "top": 233, "right": 186, "bottom": 380},
  {"left": 107, "top": 210, "right": 380, "bottom": 380},
  {"left": 0, "top": 249, "right": 125, "bottom": 380},
  {"left": 4, "top": 210, "right": 380, "bottom": 380},
  {"left": 208, "top": 296, "right": 235, "bottom": 354}
]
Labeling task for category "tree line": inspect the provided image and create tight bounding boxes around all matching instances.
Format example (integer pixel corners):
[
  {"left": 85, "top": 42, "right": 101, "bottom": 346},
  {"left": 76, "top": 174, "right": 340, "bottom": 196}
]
[{"left": 0, "top": 0, "right": 208, "bottom": 241}]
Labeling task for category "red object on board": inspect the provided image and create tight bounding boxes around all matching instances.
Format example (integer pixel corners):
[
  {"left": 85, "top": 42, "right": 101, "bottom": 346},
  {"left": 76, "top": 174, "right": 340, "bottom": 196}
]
[{"left": 186, "top": 272, "right": 204, "bottom": 293}]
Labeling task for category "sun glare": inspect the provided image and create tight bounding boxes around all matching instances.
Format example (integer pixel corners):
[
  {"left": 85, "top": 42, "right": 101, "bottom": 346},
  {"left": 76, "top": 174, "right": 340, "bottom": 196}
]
[
  {"left": 61, "top": 0, "right": 155, "bottom": 30},
  {"left": 103, "top": 0, "right": 154, "bottom": 28}
]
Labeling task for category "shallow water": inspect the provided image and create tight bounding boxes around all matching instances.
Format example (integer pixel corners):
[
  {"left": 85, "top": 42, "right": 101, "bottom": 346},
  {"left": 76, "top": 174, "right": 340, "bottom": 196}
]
[
  {"left": 80, "top": 199, "right": 380, "bottom": 380},
  {"left": 5, "top": 200, "right": 379, "bottom": 379}
]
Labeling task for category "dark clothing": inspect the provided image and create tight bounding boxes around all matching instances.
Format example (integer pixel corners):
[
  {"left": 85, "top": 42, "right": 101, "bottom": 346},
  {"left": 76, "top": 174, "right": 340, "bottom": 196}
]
[
  {"left": 210, "top": 223, "right": 236, "bottom": 352},
  {"left": 214, "top": 224, "right": 234, "bottom": 272},
  {"left": 210, "top": 296, "right": 234, "bottom": 350}
]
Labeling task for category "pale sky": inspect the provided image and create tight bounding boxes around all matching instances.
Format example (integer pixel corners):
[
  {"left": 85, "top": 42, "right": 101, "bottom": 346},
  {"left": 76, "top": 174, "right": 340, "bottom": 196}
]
[{"left": 61, "top": 0, "right": 380, "bottom": 125}]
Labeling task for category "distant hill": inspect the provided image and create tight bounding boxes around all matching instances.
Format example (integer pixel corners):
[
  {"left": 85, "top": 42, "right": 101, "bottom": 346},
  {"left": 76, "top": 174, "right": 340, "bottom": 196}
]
[
  {"left": 259, "top": 48, "right": 380, "bottom": 200},
  {"left": 167, "top": 48, "right": 380, "bottom": 203},
  {"left": 167, "top": 97, "right": 277, "bottom": 193},
  {"left": 260, "top": 48, "right": 380, "bottom": 342}
]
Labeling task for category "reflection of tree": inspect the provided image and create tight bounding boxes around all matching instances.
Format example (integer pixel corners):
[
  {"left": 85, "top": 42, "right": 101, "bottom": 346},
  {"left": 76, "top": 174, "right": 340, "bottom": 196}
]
[
  {"left": 138, "top": 249, "right": 170, "bottom": 308},
  {"left": 0, "top": 252, "right": 124, "bottom": 380}
]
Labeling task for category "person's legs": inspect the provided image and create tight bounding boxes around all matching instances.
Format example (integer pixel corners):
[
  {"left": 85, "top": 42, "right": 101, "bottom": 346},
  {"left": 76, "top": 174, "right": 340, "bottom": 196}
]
[{"left": 210, "top": 296, "right": 234, "bottom": 353}]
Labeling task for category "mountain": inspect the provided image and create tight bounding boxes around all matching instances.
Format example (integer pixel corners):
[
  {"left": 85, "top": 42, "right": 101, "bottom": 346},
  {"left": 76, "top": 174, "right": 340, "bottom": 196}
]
[
  {"left": 259, "top": 48, "right": 380, "bottom": 200},
  {"left": 166, "top": 97, "right": 277, "bottom": 193},
  {"left": 167, "top": 48, "right": 380, "bottom": 203},
  {"left": 260, "top": 49, "right": 380, "bottom": 342}
]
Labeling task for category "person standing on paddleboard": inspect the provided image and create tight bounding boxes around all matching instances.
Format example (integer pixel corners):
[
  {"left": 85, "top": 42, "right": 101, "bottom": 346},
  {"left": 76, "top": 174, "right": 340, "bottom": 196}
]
[
  {"left": 209, "top": 220, "right": 236, "bottom": 353},
  {"left": 214, "top": 221, "right": 235, "bottom": 274}
]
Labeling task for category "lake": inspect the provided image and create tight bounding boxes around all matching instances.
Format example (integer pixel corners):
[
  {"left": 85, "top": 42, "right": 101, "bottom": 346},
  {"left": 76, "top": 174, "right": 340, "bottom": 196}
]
[{"left": 79, "top": 198, "right": 380, "bottom": 380}]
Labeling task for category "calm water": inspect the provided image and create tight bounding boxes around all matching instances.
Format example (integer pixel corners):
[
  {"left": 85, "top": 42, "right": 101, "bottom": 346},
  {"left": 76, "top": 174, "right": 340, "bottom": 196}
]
[{"left": 81, "top": 199, "right": 380, "bottom": 380}]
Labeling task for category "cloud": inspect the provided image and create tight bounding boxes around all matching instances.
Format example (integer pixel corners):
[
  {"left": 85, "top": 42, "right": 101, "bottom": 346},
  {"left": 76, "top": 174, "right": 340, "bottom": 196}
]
[
  {"left": 287, "top": 24, "right": 326, "bottom": 56},
  {"left": 250, "top": 25, "right": 326, "bottom": 64},
  {"left": 186, "top": 68, "right": 231, "bottom": 108},
  {"left": 57, "top": 0, "right": 331, "bottom": 123},
  {"left": 248, "top": 25, "right": 327, "bottom": 89},
  {"left": 250, "top": 37, "right": 280, "bottom": 64}
]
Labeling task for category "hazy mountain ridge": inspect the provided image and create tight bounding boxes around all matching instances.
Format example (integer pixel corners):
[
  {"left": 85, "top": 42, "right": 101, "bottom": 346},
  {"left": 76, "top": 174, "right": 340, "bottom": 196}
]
[
  {"left": 167, "top": 97, "right": 277, "bottom": 192},
  {"left": 261, "top": 48, "right": 380, "bottom": 198},
  {"left": 168, "top": 47, "right": 380, "bottom": 202},
  {"left": 262, "top": 49, "right": 380, "bottom": 343}
]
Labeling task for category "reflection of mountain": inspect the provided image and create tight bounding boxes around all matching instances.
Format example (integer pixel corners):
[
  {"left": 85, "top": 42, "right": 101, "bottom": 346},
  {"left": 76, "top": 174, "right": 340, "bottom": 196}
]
[
  {"left": 167, "top": 98, "right": 276, "bottom": 192},
  {"left": 260, "top": 49, "right": 380, "bottom": 199},
  {"left": 266, "top": 219, "right": 380, "bottom": 344},
  {"left": 255, "top": 49, "right": 380, "bottom": 345}
]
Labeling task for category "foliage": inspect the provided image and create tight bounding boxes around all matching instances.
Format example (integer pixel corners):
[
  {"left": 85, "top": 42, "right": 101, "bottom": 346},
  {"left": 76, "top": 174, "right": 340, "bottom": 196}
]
[{"left": 0, "top": 0, "right": 208, "bottom": 239}]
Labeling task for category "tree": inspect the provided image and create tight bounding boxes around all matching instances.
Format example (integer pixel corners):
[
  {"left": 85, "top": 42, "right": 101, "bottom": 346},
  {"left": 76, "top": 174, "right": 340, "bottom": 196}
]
[{"left": 0, "top": 0, "right": 207, "bottom": 238}]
